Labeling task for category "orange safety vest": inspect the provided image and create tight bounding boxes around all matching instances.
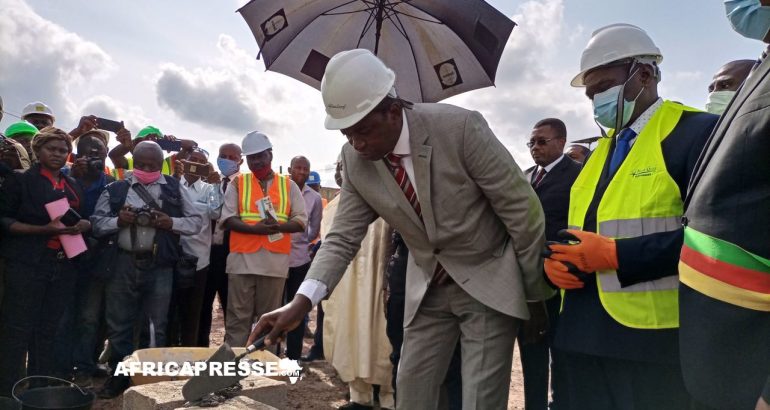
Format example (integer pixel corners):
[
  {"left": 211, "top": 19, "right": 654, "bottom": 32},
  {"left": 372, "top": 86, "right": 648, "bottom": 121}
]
[{"left": 229, "top": 173, "right": 292, "bottom": 254}]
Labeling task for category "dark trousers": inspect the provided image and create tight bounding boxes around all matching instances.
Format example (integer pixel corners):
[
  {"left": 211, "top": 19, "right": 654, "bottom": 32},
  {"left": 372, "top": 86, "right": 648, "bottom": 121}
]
[
  {"left": 53, "top": 271, "right": 107, "bottom": 377},
  {"left": 168, "top": 267, "right": 209, "bottom": 347},
  {"left": 198, "top": 244, "right": 228, "bottom": 347},
  {"left": 0, "top": 254, "right": 77, "bottom": 396},
  {"left": 72, "top": 275, "right": 107, "bottom": 375},
  {"left": 308, "top": 302, "right": 325, "bottom": 357},
  {"left": 564, "top": 351, "right": 691, "bottom": 410},
  {"left": 518, "top": 292, "right": 569, "bottom": 410},
  {"left": 105, "top": 252, "right": 173, "bottom": 370},
  {"left": 284, "top": 262, "right": 311, "bottom": 360}
]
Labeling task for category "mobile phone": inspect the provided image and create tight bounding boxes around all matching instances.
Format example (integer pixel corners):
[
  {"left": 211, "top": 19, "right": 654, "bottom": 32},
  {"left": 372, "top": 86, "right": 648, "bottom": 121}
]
[
  {"left": 157, "top": 139, "right": 183, "bottom": 152},
  {"left": 182, "top": 160, "right": 212, "bottom": 178},
  {"left": 94, "top": 117, "right": 123, "bottom": 133},
  {"left": 60, "top": 208, "right": 82, "bottom": 227}
]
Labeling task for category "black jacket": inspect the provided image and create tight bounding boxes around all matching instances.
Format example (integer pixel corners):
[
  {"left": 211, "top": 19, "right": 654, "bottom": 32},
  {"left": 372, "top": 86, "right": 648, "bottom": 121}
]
[
  {"left": 0, "top": 164, "right": 83, "bottom": 264},
  {"left": 554, "top": 105, "right": 719, "bottom": 364},
  {"left": 525, "top": 156, "right": 582, "bottom": 242},
  {"left": 679, "top": 55, "right": 770, "bottom": 409}
]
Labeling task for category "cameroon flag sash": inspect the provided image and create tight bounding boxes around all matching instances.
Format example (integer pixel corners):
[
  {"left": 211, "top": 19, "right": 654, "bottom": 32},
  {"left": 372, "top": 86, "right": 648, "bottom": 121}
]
[{"left": 680, "top": 227, "right": 770, "bottom": 311}]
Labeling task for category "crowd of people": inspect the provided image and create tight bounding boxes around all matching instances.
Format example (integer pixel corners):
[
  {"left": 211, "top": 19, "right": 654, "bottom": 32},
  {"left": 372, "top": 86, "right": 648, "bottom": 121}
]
[{"left": 0, "top": 3, "right": 769, "bottom": 410}]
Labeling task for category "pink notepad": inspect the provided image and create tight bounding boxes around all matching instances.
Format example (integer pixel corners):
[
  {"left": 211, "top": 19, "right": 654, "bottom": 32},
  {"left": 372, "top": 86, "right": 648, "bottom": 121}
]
[{"left": 44, "top": 197, "right": 87, "bottom": 258}]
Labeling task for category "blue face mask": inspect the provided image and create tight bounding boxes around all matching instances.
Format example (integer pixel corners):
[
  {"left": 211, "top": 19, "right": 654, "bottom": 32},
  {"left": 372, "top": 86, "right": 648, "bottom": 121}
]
[
  {"left": 592, "top": 69, "right": 643, "bottom": 129},
  {"left": 725, "top": 0, "right": 770, "bottom": 41},
  {"left": 217, "top": 157, "right": 240, "bottom": 176}
]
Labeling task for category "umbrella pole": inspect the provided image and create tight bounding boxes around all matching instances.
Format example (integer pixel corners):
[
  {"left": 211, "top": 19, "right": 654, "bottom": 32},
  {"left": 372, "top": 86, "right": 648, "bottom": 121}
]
[{"left": 374, "top": 0, "right": 384, "bottom": 55}]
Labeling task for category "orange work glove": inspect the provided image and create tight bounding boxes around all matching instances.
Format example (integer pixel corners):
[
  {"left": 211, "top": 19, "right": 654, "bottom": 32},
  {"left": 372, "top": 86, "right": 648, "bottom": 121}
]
[
  {"left": 548, "top": 229, "right": 619, "bottom": 273},
  {"left": 544, "top": 258, "right": 584, "bottom": 289}
]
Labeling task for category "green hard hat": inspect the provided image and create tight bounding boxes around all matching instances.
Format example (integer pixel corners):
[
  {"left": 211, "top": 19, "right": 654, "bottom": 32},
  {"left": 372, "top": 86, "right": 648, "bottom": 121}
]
[
  {"left": 135, "top": 125, "right": 163, "bottom": 140},
  {"left": 5, "top": 121, "right": 39, "bottom": 139}
]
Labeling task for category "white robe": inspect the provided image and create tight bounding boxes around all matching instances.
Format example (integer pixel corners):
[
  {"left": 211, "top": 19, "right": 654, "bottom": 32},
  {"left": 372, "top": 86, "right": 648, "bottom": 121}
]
[{"left": 322, "top": 196, "right": 393, "bottom": 386}]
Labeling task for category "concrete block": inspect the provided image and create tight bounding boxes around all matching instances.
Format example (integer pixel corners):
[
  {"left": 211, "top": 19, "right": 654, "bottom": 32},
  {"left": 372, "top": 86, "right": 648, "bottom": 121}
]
[{"left": 122, "top": 375, "right": 287, "bottom": 410}]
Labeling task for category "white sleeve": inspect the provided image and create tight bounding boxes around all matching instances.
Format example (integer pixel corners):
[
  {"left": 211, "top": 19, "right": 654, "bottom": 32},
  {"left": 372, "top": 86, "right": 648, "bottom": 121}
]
[{"left": 296, "top": 279, "right": 329, "bottom": 307}]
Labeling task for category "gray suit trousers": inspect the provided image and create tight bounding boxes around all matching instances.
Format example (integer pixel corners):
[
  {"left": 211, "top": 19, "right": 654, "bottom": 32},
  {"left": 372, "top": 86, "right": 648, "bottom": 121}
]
[{"left": 396, "top": 281, "right": 519, "bottom": 409}]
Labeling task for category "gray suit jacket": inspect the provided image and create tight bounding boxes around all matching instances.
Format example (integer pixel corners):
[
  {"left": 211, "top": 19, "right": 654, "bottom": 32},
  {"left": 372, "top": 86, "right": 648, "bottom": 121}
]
[{"left": 308, "top": 103, "right": 553, "bottom": 326}]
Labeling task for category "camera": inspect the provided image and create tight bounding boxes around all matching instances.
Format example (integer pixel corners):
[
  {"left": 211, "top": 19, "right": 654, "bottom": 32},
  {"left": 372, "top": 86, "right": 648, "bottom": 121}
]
[{"left": 133, "top": 206, "right": 156, "bottom": 227}]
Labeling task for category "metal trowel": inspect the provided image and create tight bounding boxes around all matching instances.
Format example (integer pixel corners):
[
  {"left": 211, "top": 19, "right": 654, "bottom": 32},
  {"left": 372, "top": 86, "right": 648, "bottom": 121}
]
[{"left": 182, "top": 336, "right": 267, "bottom": 402}]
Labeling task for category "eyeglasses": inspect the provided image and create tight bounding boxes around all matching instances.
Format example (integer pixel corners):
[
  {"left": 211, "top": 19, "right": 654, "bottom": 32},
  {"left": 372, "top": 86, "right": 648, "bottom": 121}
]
[{"left": 527, "top": 138, "right": 555, "bottom": 148}]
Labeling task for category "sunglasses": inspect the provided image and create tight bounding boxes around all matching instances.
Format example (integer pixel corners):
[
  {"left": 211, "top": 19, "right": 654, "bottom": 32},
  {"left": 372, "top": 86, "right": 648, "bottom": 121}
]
[{"left": 526, "top": 138, "right": 555, "bottom": 148}]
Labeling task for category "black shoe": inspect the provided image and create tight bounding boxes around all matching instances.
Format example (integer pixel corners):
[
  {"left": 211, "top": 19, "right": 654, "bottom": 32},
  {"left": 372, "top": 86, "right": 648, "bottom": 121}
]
[
  {"left": 300, "top": 351, "right": 325, "bottom": 362},
  {"left": 97, "top": 375, "right": 130, "bottom": 399},
  {"left": 94, "top": 363, "right": 112, "bottom": 378},
  {"left": 337, "top": 402, "right": 373, "bottom": 410}
]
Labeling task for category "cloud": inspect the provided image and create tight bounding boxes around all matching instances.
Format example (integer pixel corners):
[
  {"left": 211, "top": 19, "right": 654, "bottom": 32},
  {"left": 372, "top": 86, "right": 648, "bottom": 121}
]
[
  {"left": 79, "top": 95, "right": 150, "bottom": 136},
  {"left": 155, "top": 57, "right": 265, "bottom": 133},
  {"left": 447, "top": 0, "right": 596, "bottom": 168},
  {"left": 154, "top": 34, "right": 341, "bottom": 162},
  {"left": 0, "top": 0, "right": 116, "bottom": 125}
]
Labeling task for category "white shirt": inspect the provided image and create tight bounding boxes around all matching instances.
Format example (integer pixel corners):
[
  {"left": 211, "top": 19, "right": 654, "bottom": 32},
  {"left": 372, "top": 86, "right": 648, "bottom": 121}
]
[
  {"left": 297, "top": 110, "right": 415, "bottom": 307},
  {"left": 180, "top": 177, "right": 223, "bottom": 271},
  {"left": 212, "top": 172, "right": 239, "bottom": 245},
  {"left": 626, "top": 97, "right": 664, "bottom": 147},
  {"left": 531, "top": 154, "right": 565, "bottom": 184}
]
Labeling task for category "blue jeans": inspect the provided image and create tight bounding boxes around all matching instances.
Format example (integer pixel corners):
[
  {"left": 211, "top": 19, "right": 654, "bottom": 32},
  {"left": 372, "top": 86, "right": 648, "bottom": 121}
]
[
  {"left": 105, "top": 251, "right": 173, "bottom": 370},
  {"left": 0, "top": 252, "right": 76, "bottom": 396}
]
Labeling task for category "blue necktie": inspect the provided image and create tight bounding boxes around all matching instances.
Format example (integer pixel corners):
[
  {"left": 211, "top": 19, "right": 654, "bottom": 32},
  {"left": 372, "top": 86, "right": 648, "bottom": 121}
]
[{"left": 609, "top": 128, "right": 636, "bottom": 175}]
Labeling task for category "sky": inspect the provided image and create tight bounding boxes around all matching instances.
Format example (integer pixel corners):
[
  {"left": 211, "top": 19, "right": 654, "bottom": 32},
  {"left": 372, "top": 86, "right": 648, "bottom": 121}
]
[{"left": 0, "top": 0, "right": 763, "bottom": 185}]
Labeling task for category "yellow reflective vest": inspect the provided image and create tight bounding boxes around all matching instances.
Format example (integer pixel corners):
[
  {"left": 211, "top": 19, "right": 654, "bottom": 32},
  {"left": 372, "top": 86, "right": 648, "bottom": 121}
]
[{"left": 567, "top": 100, "right": 700, "bottom": 329}]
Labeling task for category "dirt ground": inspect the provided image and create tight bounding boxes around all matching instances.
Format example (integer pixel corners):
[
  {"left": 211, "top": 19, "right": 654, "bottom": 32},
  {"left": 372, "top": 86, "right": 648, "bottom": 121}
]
[{"left": 91, "top": 298, "right": 526, "bottom": 409}]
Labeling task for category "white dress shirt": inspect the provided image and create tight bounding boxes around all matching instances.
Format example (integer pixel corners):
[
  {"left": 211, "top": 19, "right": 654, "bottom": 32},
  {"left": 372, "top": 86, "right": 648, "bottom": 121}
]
[
  {"left": 530, "top": 154, "right": 566, "bottom": 185},
  {"left": 180, "top": 177, "right": 223, "bottom": 271},
  {"left": 627, "top": 97, "right": 663, "bottom": 147},
  {"left": 212, "top": 172, "right": 239, "bottom": 245}
]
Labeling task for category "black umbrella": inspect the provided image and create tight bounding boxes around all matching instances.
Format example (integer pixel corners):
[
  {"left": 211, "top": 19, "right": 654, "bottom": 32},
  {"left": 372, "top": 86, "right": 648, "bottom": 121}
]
[{"left": 238, "top": 0, "right": 515, "bottom": 103}]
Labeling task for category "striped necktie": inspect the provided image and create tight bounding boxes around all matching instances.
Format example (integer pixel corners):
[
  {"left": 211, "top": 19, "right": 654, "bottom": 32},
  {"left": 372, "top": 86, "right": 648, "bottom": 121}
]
[
  {"left": 385, "top": 153, "right": 449, "bottom": 285},
  {"left": 385, "top": 153, "right": 421, "bottom": 218},
  {"left": 532, "top": 167, "right": 546, "bottom": 188}
]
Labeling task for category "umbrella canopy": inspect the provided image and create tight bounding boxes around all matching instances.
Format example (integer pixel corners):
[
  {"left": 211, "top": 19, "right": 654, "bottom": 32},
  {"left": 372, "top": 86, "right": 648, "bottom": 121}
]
[{"left": 238, "top": 0, "right": 515, "bottom": 103}]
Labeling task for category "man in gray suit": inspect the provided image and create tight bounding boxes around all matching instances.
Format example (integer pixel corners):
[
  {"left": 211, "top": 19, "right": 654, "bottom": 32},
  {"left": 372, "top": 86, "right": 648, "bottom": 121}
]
[{"left": 249, "top": 49, "right": 553, "bottom": 409}]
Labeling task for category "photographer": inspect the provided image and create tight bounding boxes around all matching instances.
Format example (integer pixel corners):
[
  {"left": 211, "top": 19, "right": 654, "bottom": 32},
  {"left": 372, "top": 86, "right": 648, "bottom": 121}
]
[
  {"left": 90, "top": 141, "right": 202, "bottom": 398},
  {"left": 167, "top": 147, "right": 223, "bottom": 347},
  {"left": 0, "top": 128, "right": 90, "bottom": 397},
  {"left": 59, "top": 134, "right": 115, "bottom": 387},
  {"left": 108, "top": 125, "right": 196, "bottom": 177}
]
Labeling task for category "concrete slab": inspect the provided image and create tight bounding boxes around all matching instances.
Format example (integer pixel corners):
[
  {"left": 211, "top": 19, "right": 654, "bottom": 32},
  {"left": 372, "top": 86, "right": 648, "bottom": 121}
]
[{"left": 122, "top": 375, "right": 287, "bottom": 410}]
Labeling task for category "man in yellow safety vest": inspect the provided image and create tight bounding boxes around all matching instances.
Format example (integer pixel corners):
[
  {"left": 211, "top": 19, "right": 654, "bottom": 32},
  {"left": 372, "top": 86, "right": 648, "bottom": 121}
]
[{"left": 543, "top": 24, "right": 718, "bottom": 409}]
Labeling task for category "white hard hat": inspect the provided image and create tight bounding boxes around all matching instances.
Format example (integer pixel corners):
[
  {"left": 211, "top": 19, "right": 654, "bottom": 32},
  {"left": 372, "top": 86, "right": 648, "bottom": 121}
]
[
  {"left": 571, "top": 24, "right": 663, "bottom": 87},
  {"left": 321, "top": 49, "right": 396, "bottom": 130},
  {"left": 241, "top": 131, "right": 272, "bottom": 156},
  {"left": 21, "top": 101, "right": 55, "bottom": 119}
]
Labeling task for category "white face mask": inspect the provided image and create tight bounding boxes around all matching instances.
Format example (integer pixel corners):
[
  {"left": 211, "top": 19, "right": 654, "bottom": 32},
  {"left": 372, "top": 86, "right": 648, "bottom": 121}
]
[{"left": 705, "top": 90, "right": 737, "bottom": 115}]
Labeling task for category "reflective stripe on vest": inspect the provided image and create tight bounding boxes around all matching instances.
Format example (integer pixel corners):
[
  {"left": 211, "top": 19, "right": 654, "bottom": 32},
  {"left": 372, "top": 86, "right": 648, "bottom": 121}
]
[
  {"left": 239, "top": 173, "right": 290, "bottom": 223},
  {"left": 568, "top": 100, "right": 699, "bottom": 329},
  {"left": 229, "top": 173, "right": 292, "bottom": 254}
]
